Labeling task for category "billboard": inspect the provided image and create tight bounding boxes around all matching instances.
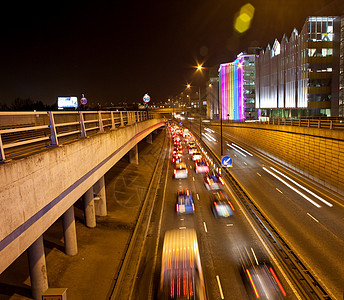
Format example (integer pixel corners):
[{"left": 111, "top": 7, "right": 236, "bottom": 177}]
[{"left": 58, "top": 96, "right": 78, "bottom": 109}]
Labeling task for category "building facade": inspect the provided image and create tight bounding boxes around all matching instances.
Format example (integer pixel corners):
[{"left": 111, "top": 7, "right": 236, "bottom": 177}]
[
  {"left": 256, "top": 16, "right": 343, "bottom": 118},
  {"left": 218, "top": 50, "right": 258, "bottom": 121}
]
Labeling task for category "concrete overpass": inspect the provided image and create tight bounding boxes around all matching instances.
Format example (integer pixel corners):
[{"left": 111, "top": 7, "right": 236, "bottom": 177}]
[{"left": 0, "top": 111, "right": 165, "bottom": 298}]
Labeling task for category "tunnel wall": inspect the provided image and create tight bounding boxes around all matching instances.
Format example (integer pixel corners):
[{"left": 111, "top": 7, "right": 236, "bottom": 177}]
[{"left": 0, "top": 119, "right": 165, "bottom": 274}]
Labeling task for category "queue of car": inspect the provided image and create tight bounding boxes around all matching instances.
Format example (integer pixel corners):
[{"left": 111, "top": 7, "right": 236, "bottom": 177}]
[{"left": 166, "top": 122, "right": 285, "bottom": 299}]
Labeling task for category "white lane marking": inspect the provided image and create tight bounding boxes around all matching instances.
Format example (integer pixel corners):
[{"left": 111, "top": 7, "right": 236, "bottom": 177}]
[
  {"left": 227, "top": 143, "right": 247, "bottom": 157},
  {"left": 216, "top": 275, "right": 225, "bottom": 299},
  {"left": 180, "top": 218, "right": 184, "bottom": 221},
  {"left": 251, "top": 248, "right": 259, "bottom": 265},
  {"left": 263, "top": 167, "right": 321, "bottom": 208},
  {"left": 196, "top": 194, "right": 200, "bottom": 200},
  {"left": 231, "top": 143, "right": 253, "bottom": 156},
  {"left": 190, "top": 166, "right": 192, "bottom": 169},
  {"left": 179, "top": 226, "right": 186, "bottom": 230},
  {"left": 203, "top": 222, "right": 208, "bottom": 233},
  {"left": 226, "top": 224, "right": 233, "bottom": 227},
  {"left": 193, "top": 177, "right": 195, "bottom": 181},
  {"left": 276, "top": 188, "right": 283, "bottom": 194},
  {"left": 243, "top": 162, "right": 247, "bottom": 166},
  {"left": 270, "top": 167, "right": 333, "bottom": 207},
  {"left": 307, "top": 213, "right": 319, "bottom": 223},
  {"left": 257, "top": 172, "right": 261, "bottom": 177}
]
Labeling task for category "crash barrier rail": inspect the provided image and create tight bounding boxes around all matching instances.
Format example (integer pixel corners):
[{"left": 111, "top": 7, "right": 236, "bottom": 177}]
[
  {"left": 190, "top": 125, "right": 331, "bottom": 299},
  {"left": 0, "top": 110, "right": 150, "bottom": 161}
]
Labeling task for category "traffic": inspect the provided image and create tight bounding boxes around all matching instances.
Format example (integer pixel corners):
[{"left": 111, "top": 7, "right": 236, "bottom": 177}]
[{"left": 158, "top": 123, "right": 288, "bottom": 299}]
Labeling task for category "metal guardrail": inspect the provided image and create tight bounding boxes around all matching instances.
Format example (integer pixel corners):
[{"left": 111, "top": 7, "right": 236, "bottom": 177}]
[{"left": 0, "top": 110, "right": 149, "bottom": 161}]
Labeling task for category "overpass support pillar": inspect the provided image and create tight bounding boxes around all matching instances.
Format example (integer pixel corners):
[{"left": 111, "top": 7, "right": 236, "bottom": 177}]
[
  {"left": 83, "top": 187, "right": 96, "bottom": 228},
  {"left": 129, "top": 144, "right": 139, "bottom": 165},
  {"left": 62, "top": 205, "right": 78, "bottom": 256},
  {"left": 146, "top": 133, "right": 153, "bottom": 144},
  {"left": 94, "top": 176, "right": 107, "bottom": 216},
  {"left": 27, "top": 235, "right": 48, "bottom": 300}
]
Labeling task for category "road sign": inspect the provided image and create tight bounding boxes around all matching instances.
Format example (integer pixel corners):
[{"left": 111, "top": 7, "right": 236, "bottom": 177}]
[
  {"left": 80, "top": 97, "right": 87, "bottom": 105},
  {"left": 143, "top": 93, "right": 151, "bottom": 103},
  {"left": 221, "top": 155, "right": 233, "bottom": 167},
  {"left": 179, "top": 121, "right": 182, "bottom": 125}
]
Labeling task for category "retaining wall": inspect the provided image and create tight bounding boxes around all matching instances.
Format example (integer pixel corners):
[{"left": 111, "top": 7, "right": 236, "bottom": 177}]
[{"left": 222, "top": 123, "right": 344, "bottom": 195}]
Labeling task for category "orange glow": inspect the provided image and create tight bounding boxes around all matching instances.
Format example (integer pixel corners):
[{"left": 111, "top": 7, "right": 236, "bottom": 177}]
[
  {"left": 269, "top": 267, "right": 287, "bottom": 296},
  {"left": 246, "top": 269, "right": 259, "bottom": 298},
  {"left": 171, "top": 277, "right": 174, "bottom": 298}
]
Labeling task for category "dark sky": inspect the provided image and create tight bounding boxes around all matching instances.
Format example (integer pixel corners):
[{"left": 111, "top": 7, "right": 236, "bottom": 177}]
[{"left": 0, "top": 0, "right": 342, "bottom": 106}]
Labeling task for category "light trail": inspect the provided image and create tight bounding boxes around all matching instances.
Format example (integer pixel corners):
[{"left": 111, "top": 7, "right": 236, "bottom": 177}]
[
  {"left": 263, "top": 167, "right": 321, "bottom": 208},
  {"left": 270, "top": 167, "right": 333, "bottom": 207},
  {"left": 227, "top": 143, "right": 246, "bottom": 157},
  {"left": 231, "top": 143, "right": 253, "bottom": 156}
]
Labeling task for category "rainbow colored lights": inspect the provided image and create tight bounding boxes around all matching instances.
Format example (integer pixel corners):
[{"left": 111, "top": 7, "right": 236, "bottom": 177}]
[{"left": 219, "top": 54, "right": 252, "bottom": 121}]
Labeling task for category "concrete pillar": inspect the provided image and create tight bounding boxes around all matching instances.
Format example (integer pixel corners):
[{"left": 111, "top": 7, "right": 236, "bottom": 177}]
[
  {"left": 62, "top": 206, "right": 78, "bottom": 256},
  {"left": 146, "top": 133, "right": 152, "bottom": 144},
  {"left": 27, "top": 235, "right": 48, "bottom": 300},
  {"left": 94, "top": 176, "right": 107, "bottom": 216},
  {"left": 83, "top": 187, "right": 96, "bottom": 228},
  {"left": 129, "top": 144, "right": 139, "bottom": 165}
]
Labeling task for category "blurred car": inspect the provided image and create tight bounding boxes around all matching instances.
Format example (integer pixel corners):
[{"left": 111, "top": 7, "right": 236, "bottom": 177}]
[
  {"left": 192, "top": 151, "right": 202, "bottom": 161},
  {"left": 239, "top": 247, "right": 286, "bottom": 299},
  {"left": 188, "top": 145, "right": 197, "bottom": 155},
  {"left": 172, "top": 153, "right": 183, "bottom": 164},
  {"left": 204, "top": 169, "right": 224, "bottom": 190},
  {"left": 173, "top": 162, "right": 188, "bottom": 179},
  {"left": 159, "top": 229, "right": 207, "bottom": 299},
  {"left": 176, "top": 189, "right": 195, "bottom": 214},
  {"left": 210, "top": 190, "right": 235, "bottom": 217},
  {"left": 172, "top": 149, "right": 183, "bottom": 156},
  {"left": 195, "top": 159, "right": 209, "bottom": 174}
]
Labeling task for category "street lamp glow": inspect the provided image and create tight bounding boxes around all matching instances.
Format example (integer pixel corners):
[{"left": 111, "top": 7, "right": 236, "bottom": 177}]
[
  {"left": 197, "top": 65, "right": 203, "bottom": 71},
  {"left": 187, "top": 84, "right": 191, "bottom": 88}
]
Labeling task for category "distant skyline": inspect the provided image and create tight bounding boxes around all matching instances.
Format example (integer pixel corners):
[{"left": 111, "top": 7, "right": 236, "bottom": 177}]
[{"left": 0, "top": 0, "right": 343, "bottom": 108}]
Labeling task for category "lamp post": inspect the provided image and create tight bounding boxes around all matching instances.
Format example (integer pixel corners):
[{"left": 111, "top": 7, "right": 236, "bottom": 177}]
[{"left": 198, "top": 86, "right": 202, "bottom": 140}]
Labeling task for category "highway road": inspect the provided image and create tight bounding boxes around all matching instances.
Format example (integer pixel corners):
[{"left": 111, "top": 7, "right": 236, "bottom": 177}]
[
  {"left": 190, "top": 120, "right": 344, "bottom": 299},
  {"left": 129, "top": 125, "right": 297, "bottom": 299}
]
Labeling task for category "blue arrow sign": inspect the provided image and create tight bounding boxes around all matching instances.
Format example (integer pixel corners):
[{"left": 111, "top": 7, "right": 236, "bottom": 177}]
[{"left": 221, "top": 156, "right": 233, "bottom": 167}]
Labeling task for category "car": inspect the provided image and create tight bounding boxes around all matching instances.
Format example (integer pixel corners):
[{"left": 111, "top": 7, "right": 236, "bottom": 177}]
[
  {"left": 194, "top": 159, "right": 209, "bottom": 174},
  {"left": 210, "top": 190, "right": 235, "bottom": 217},
  {"left": 172, "top": 153, "right": 183, "bottom": 164},
  {"left": 159, "top": 229, "right": 207, "bottom": 299},
  {"left": 188, "top": 145, "right": 197, "bottom": 155},
  {"left": 204, "top": 169, "right": 224, "bottom": 190},
  {"left": 173, "top": 162, "right": 188, "bottom": 179},
  {"left": 176, "top": 189, "right": 195, "bottom": 214},
  {"left": 239, "top": 247, "right": 286, "bottom": 299},
  {"left": 192, "top": 151, "right": 202, "bottom": 161},
  {"left": 172, "top": 149, "right": 183, "bottom": 156}
]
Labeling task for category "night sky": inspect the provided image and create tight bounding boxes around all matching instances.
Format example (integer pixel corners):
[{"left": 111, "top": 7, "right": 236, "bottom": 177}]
[{"left": 0, "top": 0, "right": 342, "bottom": 107}]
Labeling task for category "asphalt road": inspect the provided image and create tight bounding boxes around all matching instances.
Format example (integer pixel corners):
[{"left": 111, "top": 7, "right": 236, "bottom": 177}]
[
  {"left": 190, "top": 121, "right": 344, "bottom": 299},
  {"left": 131, "top": 128, "right": 297, "bottom": 299}
]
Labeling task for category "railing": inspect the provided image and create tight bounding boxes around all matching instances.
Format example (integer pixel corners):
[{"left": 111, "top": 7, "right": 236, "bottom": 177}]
[
  {"left": 0, "top": 110, "right": 149, "bottom": 161},
  {"left": 215, "top": 117, "right": 344, "bottom": 130},
  {"left": 258, "top": 117, "right": 344, "bottom": 130}
]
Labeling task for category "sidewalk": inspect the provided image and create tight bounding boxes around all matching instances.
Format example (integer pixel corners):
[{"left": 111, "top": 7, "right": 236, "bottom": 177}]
[{"left": 0, "top": 129, "right": 165, "bottom": 300}]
